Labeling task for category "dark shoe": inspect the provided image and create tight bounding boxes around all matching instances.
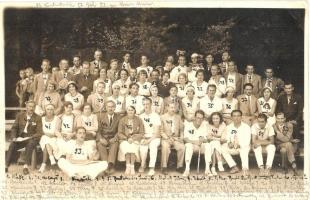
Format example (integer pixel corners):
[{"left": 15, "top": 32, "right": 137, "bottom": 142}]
[
  {"left": 5, "top": 167, "right": 8, "bottom": 173},
  {"left": 162, "top": 167, "right": 168, "bottom": 175},
  {"left": 23, "top": 168, "right": 29, "bottom": 175},
  {"left": 176, "top": 167, "right": 184, "bottom": 174},
  {"left": 230, "top": 166, "right": 239, "bottom": 174}
]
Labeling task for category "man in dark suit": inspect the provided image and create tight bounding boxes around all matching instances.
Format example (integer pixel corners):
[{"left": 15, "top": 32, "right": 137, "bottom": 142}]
[
  {"left": 90, "top": 49, "right": 108, "bottom": 75},
  {"left": 224, "top": 61, "right": 243, "bottom": 96},
  {"left": 97, "top": 100, "right": 121, "bottom": 174},
  {"left": 74, "top": 61, "right": 96, "bottom": 99},
  {"left": 5, "top": 100, "right": 43, "bottom": 174},
  {"left": 261, "top": 67, "right": 284, "bottom": 99},
  {"left": 276, "top": 82, "right": 303, "bottom": 139},
  {"left": 204, "top": 54, "right": 214, "bottom": 82},
  {"left": 241, "top": 64, "right": 262, "bottom": 97},
  {"left": 218, "top": 51, "right": 231, "bottom": 74}
]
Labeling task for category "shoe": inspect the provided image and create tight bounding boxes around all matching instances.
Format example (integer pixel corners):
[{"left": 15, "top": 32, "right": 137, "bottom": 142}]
[
  {"left": 229, "top": 166, "right": 239, "bottom": 174},
  {"left": 5, "top": 167, "right": 8, "bottom": 173},
  {"left": 138, "top": 166, "right": 145, "bottom": 173},
  {"left": 211, "top": 167, "right": 217, "bottom": 176},
  {"left": 148, "top": 168, "right": 155, "bottom": 176},
  {"left": 259, "top": 167, "right": 265, "bottom": 176},
  {"left": 292, "top": 163, "right": 298, "bottom": 176},
  {"left": 125, "top": 166, "right": 131, "bottom": 175},
  {"left": 109, "top": 167, "right": 115, "bottom": 175},
  {"left": 130, "top": 165, "right": 135, "bottom": 176},
  {"left": 242, "top": 169, "right": 249, "bottom": 176},
  {"left": 38, "top": 164, "right": 46, "bottom": 173},
  {"left": 265, "top": 168, "right": 271, "bottom": 177},
  {"left": 176, "top": 167, "right": 184, "bottom": 174},
  {"left": 49, "top": 156, "right": 56, "bottom": 165},
  {"left": 23, "top": 168, "right": 30, "bottom": 175},
  {"left": 205, "top": 168, "right": 212, "bottom": 176},
  {"left": 218, "top": 162, "right": 224, "bottom": 172},
  {"left": 162, "top": 167, "right": 168, "bottom": 175},
  {"left": 183, "top": 170, "right": 190, "bottom": 177}
]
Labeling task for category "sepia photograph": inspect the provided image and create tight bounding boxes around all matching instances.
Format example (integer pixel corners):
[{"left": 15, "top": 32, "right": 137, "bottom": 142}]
[{"left": 1, "top": 1, "right": 309, "bottom": 199}]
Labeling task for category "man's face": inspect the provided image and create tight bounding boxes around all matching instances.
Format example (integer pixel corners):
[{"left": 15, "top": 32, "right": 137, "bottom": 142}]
[
  {"left": 227, "top": 62, "right": 235, "bottom": 72},
  {"left": 151, "top": 87, "right": 158, "bottom": 96},
  {"left": 73, "top": 57, "right": 81, "bottom": 67},
  {"left": 19, "top": 71, "right": 26, "bottom": 79},
  {"left": 265, "top": 69, "right": 273, "bottom": 78},
  {"left": 211, "top": 66, "right": 218, "bottom": 76},
  {"left": 65, "top": 105, "right": 73, "bottom": 114},
  {"left": 151, "top": 71, "right": 160, "bottom": 81},
  {"left": 131, "top": 85, "right": 139, "bottom": 95},
  {"left": 222, "top": 52, "right": 229, "bottom": 62},
  {"left": 206, "top": 55, "right": 213, "bottom": 63},
  {"left": 244, "top": 86, "right": 253, "bottom": 96},
  {"left": 178, "top": 56, "right": 186, "bottom": 66},
  {"left": 165, "top": 62, "right": 173, "bottom": 71},
  {"left": 167, "top": 56, "right": 174, "bottom": 63},
  {"left": 60, "top": 60, "right": 69, "bottom": 71},
  {"left": 170, "top": 87, "right": 177, "bottom": 96},
  {"left": 168, "top": 104, "right": 176, "bottom": 114},
  {"left": 143, "top": 99, "right": 151, "bottom": 111},
  {"left": 124, "top": 54, "right": 130, "bottom": 62},
  {"left": 94, "top": 51, "right": 102, "bottom": 60},
  {"left": 41, "top": 61, "right": 50, "bottom": 72},
  {"left": 106, "top": 102, "right": 116, "bottom": 114},
  {"left": 187, "top": 90, "right": 194, "bottom": 98},
  {"left": 26, "top": 102, "right": 35, "bottom": 115},
  {"left": 194, "top": 113, "right": 204, "bottom": 126},
  {"left": 83, "top": 105, "right": 92, "bottom": 115},
  {"left": 141, "top": 56, "right": 148, "bottom": 65},
  {"left": 97, "top": 83, "right": 105, "bottom": 94},
  {"left": 232, "top": 112, "right": 242, "bottom": 124},
  {"left": 130, "top": 69, "right": 137, "bottom": 78},
  {"left": 82, "top": 64, "right": 90, "bottom": 75},
  {"left": 257, "top": 117, "right": 267, "bottom": 129},
  {"left": 191, "top": 57, "right": 198, "bottom": 63},
  {"left": 276, "top": 114, "right": 286, "bottom": 124},
  {"left": 110, "top": 61, "right": 118, "bottom": 69},
  {"left": 208, "top": 87, "right": 216, "bottom": 97},
  {"left": 284, "top": 84, "right": 294, "bottom": 95},
  {"left": 47, "top": 83, "right": 55, "bottom": 92},
  {"left": 76, "top": 129, "right": 86, "bottom": 142},
  {"left": 246, "top": 65, "right": 254, "bottom": 74}
]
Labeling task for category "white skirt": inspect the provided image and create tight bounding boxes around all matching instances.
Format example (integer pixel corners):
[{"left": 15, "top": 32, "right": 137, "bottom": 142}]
[
  {"left": 39, "top": 135, "right": 57, "bottom": 150},
  {"left": 118, "top": 141, "right": 140, "bottom": 162},
  {"left": 209, "top": 140, "right": 222, "bottom": 154}
]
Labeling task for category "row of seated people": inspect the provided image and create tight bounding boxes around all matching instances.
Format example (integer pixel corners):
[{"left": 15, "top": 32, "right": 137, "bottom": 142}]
[{"left": 5, "top": 98, "right": 300, "bottom": 179}]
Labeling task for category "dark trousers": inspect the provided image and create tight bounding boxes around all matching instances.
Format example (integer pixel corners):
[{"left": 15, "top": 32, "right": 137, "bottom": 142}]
[
  {"left": 6, "top": 139, "right": 39, "bottom": 167},
  {"left": 97, "top": 140, "right": 118, "bottom": 164}
]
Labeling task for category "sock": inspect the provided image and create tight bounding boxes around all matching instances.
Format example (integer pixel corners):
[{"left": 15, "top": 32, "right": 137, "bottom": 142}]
[
  {"left": 49, "top": 156, "right": 56, "bottom": 165},
  {"left": 185, "top": 162, "right": 190, "bottom": 171}
]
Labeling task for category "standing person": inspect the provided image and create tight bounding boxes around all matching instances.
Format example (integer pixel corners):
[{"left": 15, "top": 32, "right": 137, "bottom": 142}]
[
  {"left": 204, "top": 54, "right": 214, "bottom": 82},
  {"left": 160, "top": 103, "right": 185, "bottom": 175},
  {"left": 176, "top": 73, "right": 190, "bottom": 99},
  {"left": 74, "top": 61, "right": 96, "bottom": 99},
  {"left": 163, "top": 86, "right": 182, "bottom": 115},
  {"left": 251, "top": 114, "right": 276, "bottom": 176},
  {"left": 5, "top": 100, "right": 43, "bottom": 174},
  {"left": 137, "top": 70, "right": 152, "bottom": 97},
  {"left": 125, "top": 83, "right": 145, "bottom": 115},
  {"left": 158, "top": 71, "right": 174, "bottom": 98},
  {"left": 200, "top": 84, "right": 222, "bottom": 119},
  {"left": 93, "top": 69, "right": 112, "bottom": 96},
  {"left": 276, "top": 82, "right": 303, "bottom": 139},
  {"left": 189, "top": 53, "right": 204, "bottom": 72},
  {"left": 117, "top": 106, "right": 145, "bottom": 175},
  {"left": 241, "top": 64, "right": 262, "bottom": 97},
  {"left": 257, "top": 87, "right": 277, "bottom": 125},
  {"left": 191, "top": 69, "right": 208, "bottom": 99},
  {"left": 25, "top": 67, "right": 36, "bottom": 101},
  {"left": 96, "top": 101, "right": 121, "bottom": 174},
  {"left": 222, "top": 87, "right": 238, "bottom": 125},
  {"left": 170, "top": 55, "right": 187, "bottom": 84},
  {"left": 136, "top": 55, "right": 153, "bottom": 76},
  {"left": 129, "top": 68, "right": 137, "bottom": 83},
  {"left": 261, "top": 67, "right": 284, "bottom": 99},
  {"left": 273, "top": 112, "right": 298, "bottom": 175},
  {"left": 37, "top": 81, "right": 62, "bottom": 116},
  {"left": 221, "top": 110, "right": 251, "bottom": 176},
  {"left": 148, "top": 69, "right": 161, "bottom": 86},
  {"left": 90, "top": 49, "right": 108, "bottom": 74},
  {"left": 182, "top": 86, "right": 200, "bottom": 122},
  {"left": 68, "top": 55, "right": 82, "bottom": 75},
  {"left": 52, "top": 59, "right": 74, "bottom": 99},
  {"left": 183, "top": 110, "right": 211, "bottom": 176},
  {"left": 16, "top": 69, "right": 28, "bottom": 107},
  {"left": 107, "top": 83, "right": 126, "bottom": 115},
  {"left": 114, "top": 69, "right": 131, "bottom": 96},
  {"left": 33, "top": 59, "right": 52, "bottom": 104},
  {"left": 149, "top": 85, "right": 164, "bottom": 115},
  {"left": 139, "top": 98, "right": 161, "bottom": 176},
  {"left": 57, "top": 127, "right": 108, "bottom": 180},
  {"left": 64, "top": 81, "right": 85, "bottom": 116},
  {"left": 224, "top": 61, "right": 243, "bottom": 96},
  {"left": 107, "top": 59, "right": 120, "bottom": 83},
  {"left": 163, "top": 60, "right": 174, "bottom": 72},
  {"left": 207, "top": 112, "right": 226, "bottom": 175},
  {"left": 237, "top": 83, "right": 258, "bottom": 126},
  {"left": 87, "top": 81, "right": 106, "bottom": 113},
  {"left": 218, "top": 52, "right": 231, "bottom": 74},
  {"left": 208, "top": 65, "right": 226, "bottom": 98},
  {"left": 121, "top": 53, "right": 132, "bottom": 71},
  {"left": 38, "top": 104, "right": 61, "bottom": 173}
]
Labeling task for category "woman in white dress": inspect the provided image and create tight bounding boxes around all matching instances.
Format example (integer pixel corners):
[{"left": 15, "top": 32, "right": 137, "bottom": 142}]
[
  {"left": 107, "top": 83, "right": 126, "bottom": 115},
  {"left": 181, "top": 86, "right": 200, "bottom": 122},
  {"left": 137, "top": 70, "right": 152, "bottom": 97},
  {"left": 114, "top": 69, "right": 131, "bottom": 96},
  {"left": 117, "top": 106, "right": 145, "bottom": 175},
  {"left": 64, "top": 81, "right": 84, "bottom": 115},
  {"left": 257, "top": 87, "right": 277, "bottom": 125},
  {"left": 208, "top": 65, "right": 226, "bottom": 98},
  {"left": 176, "top": 73, "right": 190, "bottom": 99},
  {"left": 222, "top": 86, "right": 238, "bottom": 125},
  {"left": 149, "top": 85, "right": 164, "bottom": 114},
  {"left": 93, "top": 68, "right": 112, "bottom": 96},
  {"left": 38, "top": 104, "right": 61, "bottom": 173},
  {"left": 191, "top": 69, "right": 208, "bottom": 98}
]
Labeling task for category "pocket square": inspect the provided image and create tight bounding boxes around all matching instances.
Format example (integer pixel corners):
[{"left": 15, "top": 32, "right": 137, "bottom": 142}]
[{"left": 293, "top": 102, "right": 297, "bottom": 104}]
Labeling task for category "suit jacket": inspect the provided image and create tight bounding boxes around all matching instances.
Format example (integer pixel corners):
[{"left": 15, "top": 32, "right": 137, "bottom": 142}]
[
  {"left": 73, "top": 73, "right": 96, "bottom": 98},
  {"left": 237, "top": 94, "right": 258, "bottom": 116},
  {"left": 224, "top": 72, "right": 243, "bottom": 96},
  {"left": 52, "top": 70, "right": 74, "bottom": 90},
  {"left": 273, "top": 122, "right": 294, "bottom": 145},
  {"left": 241, "top": 73, "right": 262, "bottom": 97},
  {"left": 160, "top": 113, "right": 184, "bottom": 139},
  {"left": 33, "top": 72, "right": 52, "bottom": 103},
  {"left": 261, "top": 77, "right": 284, "bottom": 99},
  {"left": 204, "top": 65, "right": 212, "bottom": 82},
  {"left": 276, "top": 93, "right": 303, "bottom": 122},
  {"left": 11, "top": 112, "right": 43, "bottom": 139},
  {"left": 117, "top": 116, "right": 145, "bottom": 142},
  {"left": 90, "top": 60, "right": 108, "bottom": 74},
  {"left": 158, "top": 81, "right": 174, "bottom": 98},
  {"left": 97, "top": 112, "right": 121, "bottom": 140},
  {"left": 163, "top": 96, "right": 182, "bottom": 115}
]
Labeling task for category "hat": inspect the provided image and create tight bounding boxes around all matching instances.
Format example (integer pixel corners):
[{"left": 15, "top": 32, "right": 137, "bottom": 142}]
[
  {"left": 186, "top": 85, "right": 195, "bottom": 92},
  {"left": 67, "top": 81, "right": 77, "bottom": 89},
  {"left": 191, "top": 53, "right": 199, "bottom": 58},
  {"left": 112, "top": 82, "right": 121, "bottom": 89},
  {"left": 225, "top": 86, "right": 235, "bottom": 93},
  {"left": 262, "top": 86, "right": 272, "bottom": 93}
]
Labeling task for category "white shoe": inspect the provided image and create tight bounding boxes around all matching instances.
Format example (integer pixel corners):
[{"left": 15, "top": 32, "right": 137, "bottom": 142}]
[
  {"left": 205, "top": 169, "right": 212, "bottom": 176},
  {"left": 211, "top": 167, "right": 218, "bottom": 175},
  {"left": 49, "top": 156, "right": 56, "bottom": 165},
  {"left": 183, "top": 170, "right": 190, "bottom": 177},
  {"left": 130, "top": 165, "right": 136, "bottom": 175},
  {"left": 138, "top": 166, "right": 145, "bottom": 173},
  {"left": 218, "top": 162, "right": 224, "bottom": 172},
  {"left": 125, "top": 166, "right": 131, "bottom": 175},
  {"left": 148, "top": 168, "right": 155, "bottom": 176},
  {"left": 38, "top": 164, "right": 46, "bottom": 173}
]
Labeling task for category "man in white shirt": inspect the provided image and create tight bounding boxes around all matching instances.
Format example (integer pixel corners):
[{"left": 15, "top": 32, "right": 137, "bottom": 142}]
[
  {"left": 170, "top": 56, "right": 187, "bottom": 83},
  {"left": 252, "top": 114, "right": 276, "bottom": 176},
  {"left": 139, "top": 98, "right": 161, "bottom": 176},
  {"left": 183, "top": 110, "right": 212, "bottom": 176},
  {"left": 200, "top": 84, "right": 222, "bottom": 119},
  {"left": 221, "top": 110, "right": 251, "bottom": 176}
]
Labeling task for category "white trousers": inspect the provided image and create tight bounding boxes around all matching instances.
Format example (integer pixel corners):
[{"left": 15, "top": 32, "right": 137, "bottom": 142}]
[
  {"left": 184, "top": 143, "right": 211, "bottom": 166},
  {"left": 253, "top": 144, "right": 276, "bottom": 168},
  {"left": 139, "top": 138, "right": 161, "bottom": 168},
  {"left": 58, "top": 158, "right": 108, "bottom": 180},
  {"left": 221, "top": 143, "right": 250, "bottom": 170}
]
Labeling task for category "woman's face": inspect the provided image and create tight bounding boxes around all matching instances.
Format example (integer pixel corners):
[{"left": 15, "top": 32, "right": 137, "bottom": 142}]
[
  {"left": 197, "top": 72, "right": 204, "bottom": 81},
  {"left": 187, "top": 90, "right": 194, "bottom": 98},
  {"left": 227, "top": 90, "right": 234, "bottom": 98},
  {"left": 68, "top": 84, "right": 76, "bottom": 93},
  {"left": 263, "top": 89, "right": 271, "bottom": 99},
  {"left": 113, "top": 86, "right": 120, "bottom": 95},
  {"left": 163, "top": 73, "right": 169, "bottom": 82},
  {"left": 212, "top": 114, "right": 221, "bottom": 126},
  {"left": 211, "top": 66, "right": 218, "bottom": 76},
  {"left": 120, "top": 71, "right": 128, "bottom": 80},
  {"left": 83, "top": 105, "right": 92, "bottom": 115},
  {"left": 110, "top": 61, "right": 118, "bottom": 69},
  {"left": 178, "top": 75, "right": 186, "bottom": 84},
  {"left": 151, "top": 87, "right": 158, "bottom": 97},
  {"left": 99, "top": 70, "right": 106, "bottom": 78},
  {"left": 47, "top": 83, "right": 55, "bottom": 92},
  {"left": 45, "top": 106, "right": 55, "bottom": 117},
  {"left": 130, "top": 85, "right": 139, "bottom": 96},
  {"left": 127, "top": 106, "right": 135, "bottom": 117},
  {"left": 170, "top": 87, "right": 177, "bottom": 96},
  {"left": 139, "top": 73, "right": 147, "bottom": 81}
]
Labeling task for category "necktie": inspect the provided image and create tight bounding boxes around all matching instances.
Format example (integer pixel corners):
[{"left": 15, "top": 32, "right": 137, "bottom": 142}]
[
  {"left": 23, "top": 117, "right": 31, "bottom": 133},
  {"left": 248, "top": 75, "right": 252, "bottom": 83},
  {"left": 267, "top": 78, "right": 272, "bottom": 87},
  {"left": 248, "top": 95, "right": 252, "bottom": 113},
  {"left": 64, "top": 73, "right": 67, "bottom": 78},
  {"left": 109, "top": 115, "right": 113, "bottom": 126},
  {"left": 288, "top": 97, "right": 291, "bottom": 104}
]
